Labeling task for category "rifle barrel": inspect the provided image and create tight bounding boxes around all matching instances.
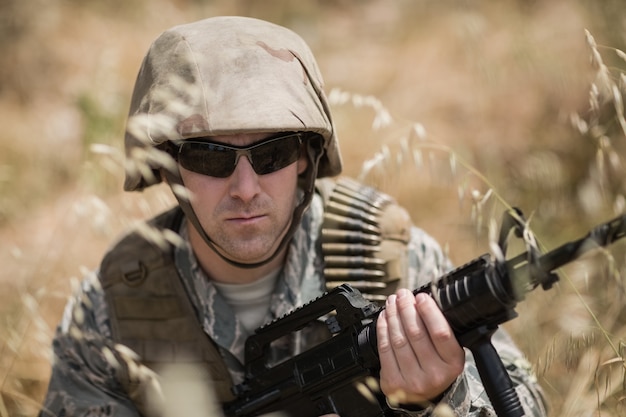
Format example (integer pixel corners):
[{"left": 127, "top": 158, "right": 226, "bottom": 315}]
[{"left": 508, "top": 214, "right": 626, "bottom": 290}]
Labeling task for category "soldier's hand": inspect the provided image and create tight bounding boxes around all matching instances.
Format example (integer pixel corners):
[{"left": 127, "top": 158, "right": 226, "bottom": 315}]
[{"left": 376, "top": 288, "right": 465, "bottom": 405}]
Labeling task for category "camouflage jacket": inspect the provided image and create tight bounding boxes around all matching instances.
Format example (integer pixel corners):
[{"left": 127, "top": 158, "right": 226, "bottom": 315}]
[{"left": 38, "top": 190, "right": 547, "bottom": 417}]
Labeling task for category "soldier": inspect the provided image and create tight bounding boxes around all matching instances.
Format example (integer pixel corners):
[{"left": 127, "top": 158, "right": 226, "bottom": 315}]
[{"left": 39, "top": 16, "right": 547, "bottom": 417}]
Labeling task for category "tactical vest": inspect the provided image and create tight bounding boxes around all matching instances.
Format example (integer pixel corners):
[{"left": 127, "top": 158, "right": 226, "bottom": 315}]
[
  {"left": 100, "top": 178, "right": 412, "bottom": 413},
  {"left": 99, "top": 208, "right": 236, "bottom": 412}
]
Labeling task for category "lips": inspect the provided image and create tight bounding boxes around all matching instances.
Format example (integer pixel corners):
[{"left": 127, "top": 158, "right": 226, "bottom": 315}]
[{"left": 227, "top": 213, "right": 267, "bottom": 224}]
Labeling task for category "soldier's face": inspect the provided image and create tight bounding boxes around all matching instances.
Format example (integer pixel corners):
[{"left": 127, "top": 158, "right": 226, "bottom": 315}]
[{"left": 178, "top": 132, "right": 308, "bottom": 265}]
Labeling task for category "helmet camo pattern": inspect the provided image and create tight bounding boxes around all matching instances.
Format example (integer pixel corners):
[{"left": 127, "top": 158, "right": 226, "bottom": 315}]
[{"left": 124, "top": 16, "right": 342, "bottom": 191}]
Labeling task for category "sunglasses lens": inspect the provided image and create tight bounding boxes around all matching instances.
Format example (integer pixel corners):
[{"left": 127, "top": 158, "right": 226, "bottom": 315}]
[
  {"left": 178, "top": 142, "right": 236, "bottom": 178},
  {"left": 250, "top": 135, "right": 301, "bottom": 175},
  {"left": 177, "top": 134, "right": 302, "bottom": 178}
]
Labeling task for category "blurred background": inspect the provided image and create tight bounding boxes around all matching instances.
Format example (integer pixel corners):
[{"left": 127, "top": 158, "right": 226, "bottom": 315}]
[{"left": 2, "top": 0, "right": 626, "bottom": 416}]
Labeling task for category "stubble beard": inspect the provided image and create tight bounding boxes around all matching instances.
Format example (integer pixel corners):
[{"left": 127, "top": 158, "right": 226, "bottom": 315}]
[{"left": 209, "top": 198, "right": 294, "bottom": 264}]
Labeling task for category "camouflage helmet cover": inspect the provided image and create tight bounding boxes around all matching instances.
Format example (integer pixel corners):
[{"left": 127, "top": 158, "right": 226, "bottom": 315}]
[{"left": 124, "top": 16, "right": 342, "bottom": 191}]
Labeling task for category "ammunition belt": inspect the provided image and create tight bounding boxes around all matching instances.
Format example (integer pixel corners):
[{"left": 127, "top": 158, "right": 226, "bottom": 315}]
[{"left": 320, "top": 178, "right": 411, "bottom": 304}]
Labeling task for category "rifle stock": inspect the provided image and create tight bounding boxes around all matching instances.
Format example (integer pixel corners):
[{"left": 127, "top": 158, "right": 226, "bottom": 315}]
[{"left": 223, "top": 209, "right": 626, "bottom": 417}]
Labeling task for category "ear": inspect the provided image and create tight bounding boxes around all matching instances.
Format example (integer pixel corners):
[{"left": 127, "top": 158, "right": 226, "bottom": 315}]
[
  {"left": 297, "top": 146, "right": 309, "bottom": 175},
  {"left": 160, "top": 168, "right": 169, "bottom": 184}
]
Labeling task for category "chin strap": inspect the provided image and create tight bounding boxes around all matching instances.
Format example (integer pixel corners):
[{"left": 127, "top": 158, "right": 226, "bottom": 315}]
[{"left": 162, "top": 139, "right": 323, "bottom": 270}]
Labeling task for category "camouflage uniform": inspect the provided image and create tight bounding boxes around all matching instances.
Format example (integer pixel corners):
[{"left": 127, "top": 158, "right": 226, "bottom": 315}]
[{"left": 39, "top": 191, "right": 547, "bottom": 417}]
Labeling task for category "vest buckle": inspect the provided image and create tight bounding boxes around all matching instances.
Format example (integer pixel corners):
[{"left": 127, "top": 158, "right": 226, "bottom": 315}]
[{"left": 121, "top": 260, "right": 148, "bottom": 286}]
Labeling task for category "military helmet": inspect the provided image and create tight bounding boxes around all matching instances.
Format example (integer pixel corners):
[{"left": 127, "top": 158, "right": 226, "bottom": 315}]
[{"left": 123, "top": 16, "right": 342, "bottom": 191}]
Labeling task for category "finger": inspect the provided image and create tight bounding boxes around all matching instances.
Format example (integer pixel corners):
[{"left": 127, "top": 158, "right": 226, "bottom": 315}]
[
  {"left": 396, "top": 289, "right": 431, "bottom": 356},
  {"left": 377, "top": 298, "right": 410, "bottom": 403},
  {"left": 378, "top": 292, "right": 425, "bottom": 392},
  {"left": 387, "top": 290, "right": 423, "bottom": 363},
  {"left": 414, "top": 293, "right": 464, "bottom": 367},
  {"left": 394, "top": 292, "right": 464, "bottom": 401},
  {"left": 395, "top": 289, "right": 452, "bottom": 383},
  {"left": 377, "top": 295, "right": 401, "bottom": 371}
]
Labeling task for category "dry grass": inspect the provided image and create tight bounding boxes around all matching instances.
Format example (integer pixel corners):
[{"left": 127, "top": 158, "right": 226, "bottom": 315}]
[{"left": 2, "top": 0, "right": 626, "bottom": 416}]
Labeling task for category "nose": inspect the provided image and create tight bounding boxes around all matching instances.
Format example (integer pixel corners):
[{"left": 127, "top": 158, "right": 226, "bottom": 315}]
[{"left": 229, "top": 155, "right": 261, "bottom": 202}]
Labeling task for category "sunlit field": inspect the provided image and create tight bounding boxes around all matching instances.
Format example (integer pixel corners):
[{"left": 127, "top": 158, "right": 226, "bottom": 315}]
[{"left": 2, "top": 1, "right": 626, "bottom": 416}]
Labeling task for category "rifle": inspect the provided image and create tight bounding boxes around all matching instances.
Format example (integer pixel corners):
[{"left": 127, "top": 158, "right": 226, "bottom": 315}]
[{"left": 223, "top": 209, "right": 626, "bottom": 417}]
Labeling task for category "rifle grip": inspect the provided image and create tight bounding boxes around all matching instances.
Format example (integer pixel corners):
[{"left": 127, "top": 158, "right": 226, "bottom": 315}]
[{"left": 466, "top": 331, "right": 525, "bottom": 417}]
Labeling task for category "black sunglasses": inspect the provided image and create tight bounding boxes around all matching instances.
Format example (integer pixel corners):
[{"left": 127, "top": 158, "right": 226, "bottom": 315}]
[{"left": 174, "top": 133, "right": 303, "bottom": 178}]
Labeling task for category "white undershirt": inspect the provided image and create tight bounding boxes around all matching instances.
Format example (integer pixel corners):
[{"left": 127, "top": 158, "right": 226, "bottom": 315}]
[{"left": 212, "top": 270, "right": 280, "bottom": 333}]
